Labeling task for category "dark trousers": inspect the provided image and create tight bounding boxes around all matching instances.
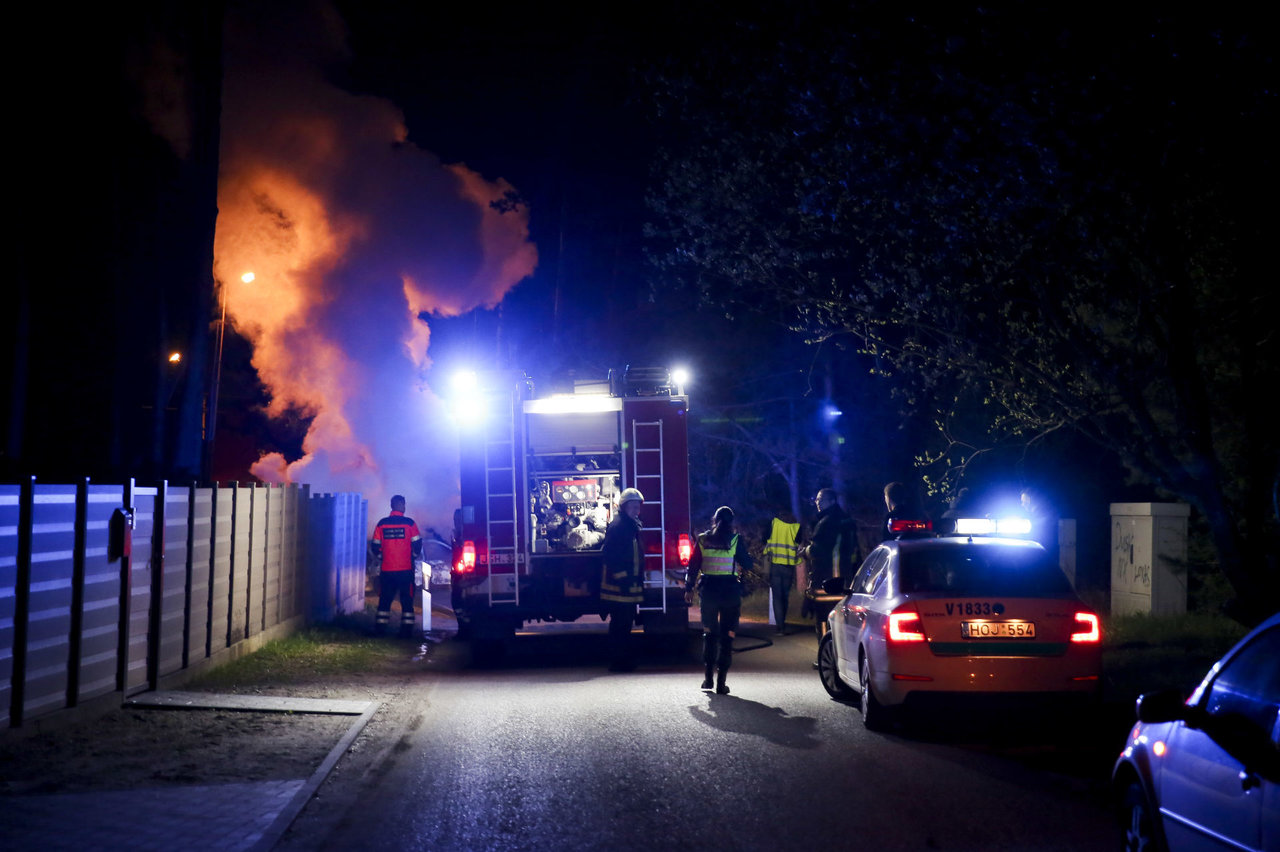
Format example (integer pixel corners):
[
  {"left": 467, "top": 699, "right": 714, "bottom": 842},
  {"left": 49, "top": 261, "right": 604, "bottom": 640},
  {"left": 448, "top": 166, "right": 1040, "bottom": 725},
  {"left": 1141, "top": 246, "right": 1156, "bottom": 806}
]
[
  {"left": 770, "top": 563, "right": 795, "bottom": 627},
  {"left": 699, "top": 581, "right": 741, "bottom": 672},
  {"left": 607, "top": 602, "right": 638, "bottom": 666},
  {"left": 377, "top": 571, "right": 415, "bottom": 634}
]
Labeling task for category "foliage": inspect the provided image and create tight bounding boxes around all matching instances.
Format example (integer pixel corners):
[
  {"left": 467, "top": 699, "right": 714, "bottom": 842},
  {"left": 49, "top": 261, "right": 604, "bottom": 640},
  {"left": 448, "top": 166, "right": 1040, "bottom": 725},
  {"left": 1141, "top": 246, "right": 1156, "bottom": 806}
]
[
  {"left": 644, "top": 4, "right": 1279, "bottom": 620},
  {"left": 1102, "top": 611, "right": 1249, "bottom": 704},
  {"left": 190, "top": 620, "right": 400, "bottom": 687}
]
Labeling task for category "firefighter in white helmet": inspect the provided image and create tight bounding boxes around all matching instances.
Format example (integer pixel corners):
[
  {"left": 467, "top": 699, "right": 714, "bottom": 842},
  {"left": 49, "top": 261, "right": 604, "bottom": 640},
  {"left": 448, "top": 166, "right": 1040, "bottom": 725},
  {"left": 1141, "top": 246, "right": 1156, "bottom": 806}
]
[{"left": 601, "top": 487, "right": 645, "bottom": 671}]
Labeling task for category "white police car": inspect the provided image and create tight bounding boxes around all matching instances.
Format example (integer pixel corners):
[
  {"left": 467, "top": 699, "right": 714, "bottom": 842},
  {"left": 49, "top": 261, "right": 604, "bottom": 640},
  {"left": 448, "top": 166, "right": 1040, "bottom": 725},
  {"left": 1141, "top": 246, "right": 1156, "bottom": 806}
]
[
  {"left": 1112, "top": 612, "right": 1279, "bottom": 852},
  {"left": 816, "top": 520, "right": 1102, "bottom": 730}
]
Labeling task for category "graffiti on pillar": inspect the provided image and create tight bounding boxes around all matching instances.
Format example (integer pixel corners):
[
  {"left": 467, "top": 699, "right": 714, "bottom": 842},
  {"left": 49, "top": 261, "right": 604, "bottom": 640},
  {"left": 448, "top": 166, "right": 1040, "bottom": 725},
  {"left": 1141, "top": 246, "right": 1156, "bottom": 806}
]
[{"left": 1112, "top": 522, "right": 1151, "bottom": 593}]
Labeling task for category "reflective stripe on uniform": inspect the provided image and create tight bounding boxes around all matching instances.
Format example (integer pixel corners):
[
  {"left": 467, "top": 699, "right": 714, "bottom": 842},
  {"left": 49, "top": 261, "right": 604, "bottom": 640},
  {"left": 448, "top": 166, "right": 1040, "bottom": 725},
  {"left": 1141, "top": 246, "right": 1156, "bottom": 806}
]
[{"left": 699, "top": 534, "right": 739, "bottom": 575}]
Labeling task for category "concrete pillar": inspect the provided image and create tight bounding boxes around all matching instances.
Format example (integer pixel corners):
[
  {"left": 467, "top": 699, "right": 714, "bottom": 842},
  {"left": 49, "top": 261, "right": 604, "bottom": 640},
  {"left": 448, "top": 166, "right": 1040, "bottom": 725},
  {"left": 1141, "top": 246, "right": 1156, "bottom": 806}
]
[{"left": 1109, "top": 503, "right": 1190, "bottom": 616}]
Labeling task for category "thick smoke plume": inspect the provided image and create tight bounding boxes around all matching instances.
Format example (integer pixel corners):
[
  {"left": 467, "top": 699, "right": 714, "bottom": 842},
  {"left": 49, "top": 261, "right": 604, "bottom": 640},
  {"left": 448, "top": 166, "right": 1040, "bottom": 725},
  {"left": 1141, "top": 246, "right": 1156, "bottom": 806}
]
[{"left": 213, "top": 1, "right": 536, "bottom": 530}]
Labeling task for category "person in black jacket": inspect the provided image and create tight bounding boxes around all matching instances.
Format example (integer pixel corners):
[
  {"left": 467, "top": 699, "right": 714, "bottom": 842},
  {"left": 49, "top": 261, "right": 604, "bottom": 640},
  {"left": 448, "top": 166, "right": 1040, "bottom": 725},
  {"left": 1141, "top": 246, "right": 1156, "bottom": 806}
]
[
  {"left": 801, "top": 489, "right": 860, "bottom": 639},
  {"left": 601, "top": 487, "right": 645, "bottom": 671}
]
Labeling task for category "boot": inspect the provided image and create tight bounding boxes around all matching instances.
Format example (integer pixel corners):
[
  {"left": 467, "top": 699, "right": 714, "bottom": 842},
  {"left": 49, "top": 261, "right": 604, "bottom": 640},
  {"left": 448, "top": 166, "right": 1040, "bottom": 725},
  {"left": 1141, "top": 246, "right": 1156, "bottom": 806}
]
[
  {"left": 716, "top": 670, "right": 730, "bottom": 695},
  {"left": 701, "top": 664, "right": 714, "bottom": 690}
]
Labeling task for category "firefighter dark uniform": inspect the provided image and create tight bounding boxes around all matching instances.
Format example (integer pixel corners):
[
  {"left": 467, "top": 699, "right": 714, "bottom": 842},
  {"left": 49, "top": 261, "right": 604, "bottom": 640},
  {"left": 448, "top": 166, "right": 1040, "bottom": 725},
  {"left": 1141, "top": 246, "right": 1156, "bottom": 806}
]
[
  {"left": 601, "top": 488, "right": 645, "bottom": 671},
  {"left": 371, "top": 502, "right": 423, "bottom": 637},
  {"left": 685, "top": 507, "right": 753, "bottom": 695},
  {"left": 764, "top": 513, "right": 803, "bottom": 634}
]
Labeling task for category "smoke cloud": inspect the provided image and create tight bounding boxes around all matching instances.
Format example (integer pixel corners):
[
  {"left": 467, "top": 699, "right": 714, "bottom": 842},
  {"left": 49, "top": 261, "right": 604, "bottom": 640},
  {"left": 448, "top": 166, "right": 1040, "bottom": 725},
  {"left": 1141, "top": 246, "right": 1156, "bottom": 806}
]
[{"left": 213, "top": 1, "right": 537, "bottom": 531}]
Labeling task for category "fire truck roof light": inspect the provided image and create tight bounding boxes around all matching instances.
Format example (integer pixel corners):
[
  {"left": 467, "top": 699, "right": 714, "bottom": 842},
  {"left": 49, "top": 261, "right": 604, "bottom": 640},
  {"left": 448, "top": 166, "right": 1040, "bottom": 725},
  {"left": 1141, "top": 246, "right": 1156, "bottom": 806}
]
[
  {"left": 671, "top": 367, "right": 690, "bottom": 388},
  {"left": 525, "top": 395, "right": 622, "bottom": 414}
]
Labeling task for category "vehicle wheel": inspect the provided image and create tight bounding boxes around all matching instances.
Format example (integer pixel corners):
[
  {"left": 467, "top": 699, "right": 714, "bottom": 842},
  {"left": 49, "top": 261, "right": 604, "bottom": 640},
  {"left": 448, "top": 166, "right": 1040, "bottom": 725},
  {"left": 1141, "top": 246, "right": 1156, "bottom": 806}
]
[
  {"left": 1120, "top": 781, "right": 1166, "bottom": 852},
  {"left": 818, "top": 634, "right": 852, "bottom": 698},
  {"left": 859, "top": 654, "right": 892, "bottom": 731}
]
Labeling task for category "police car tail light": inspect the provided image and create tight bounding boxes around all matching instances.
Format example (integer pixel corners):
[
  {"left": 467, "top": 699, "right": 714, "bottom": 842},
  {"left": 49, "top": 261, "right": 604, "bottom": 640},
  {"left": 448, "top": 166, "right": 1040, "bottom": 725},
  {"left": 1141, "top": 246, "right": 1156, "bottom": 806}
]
[
  {"left": 1070, "top": 611, "right": 1100, "bottom": 643},
  {"left": 887, "top": 607, "right": 927, "bottom": 642},
  {"left": 678, "top": 534, "right": 693, "bottom": 566},
  {"left": 888, "top": 518, "right": 932, "bottom": 535},
  {"left": 457, "top": 540, "right": 476, "bottom": 574}
]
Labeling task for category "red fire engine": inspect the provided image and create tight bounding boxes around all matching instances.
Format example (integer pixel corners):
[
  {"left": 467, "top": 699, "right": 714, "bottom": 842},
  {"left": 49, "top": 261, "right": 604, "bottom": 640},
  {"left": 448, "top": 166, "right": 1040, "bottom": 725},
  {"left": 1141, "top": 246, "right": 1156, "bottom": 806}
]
[{"left": 450, "top": 367, "right": 693, "bottom": 654}]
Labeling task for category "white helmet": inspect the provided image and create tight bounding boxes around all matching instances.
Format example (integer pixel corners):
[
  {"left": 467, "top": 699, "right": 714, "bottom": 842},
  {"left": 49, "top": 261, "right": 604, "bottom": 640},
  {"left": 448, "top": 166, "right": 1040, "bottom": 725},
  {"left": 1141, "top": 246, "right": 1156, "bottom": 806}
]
[{"left": 618, "top": 488, "right": 644, "bottom": 506}]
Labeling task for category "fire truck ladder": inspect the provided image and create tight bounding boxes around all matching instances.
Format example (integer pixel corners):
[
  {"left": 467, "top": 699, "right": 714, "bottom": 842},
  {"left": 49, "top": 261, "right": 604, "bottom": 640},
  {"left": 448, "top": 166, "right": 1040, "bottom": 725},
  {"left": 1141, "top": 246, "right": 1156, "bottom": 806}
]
[
  {"left": 484, "top": 391, "right": 520, "bottom": 606},
  {"left": 632, "top": 419, "right": 670, "bottom": 613}
]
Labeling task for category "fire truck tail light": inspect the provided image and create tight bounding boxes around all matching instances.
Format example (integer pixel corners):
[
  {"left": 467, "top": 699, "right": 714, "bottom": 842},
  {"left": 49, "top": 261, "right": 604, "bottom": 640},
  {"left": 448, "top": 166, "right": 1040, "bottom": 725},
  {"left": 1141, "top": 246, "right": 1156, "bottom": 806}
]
[
  {"left": 1071, "top": 612, "right": 1101, "bottom": 643},
  {"left": 457, "top": 540, "right": 476, "bottom": 574},
  {"left": 887, "top": 608, "right": 926, "bottom": 642},
  {"left": 678, "top": 534, "right": 693, "bottom": 566}
]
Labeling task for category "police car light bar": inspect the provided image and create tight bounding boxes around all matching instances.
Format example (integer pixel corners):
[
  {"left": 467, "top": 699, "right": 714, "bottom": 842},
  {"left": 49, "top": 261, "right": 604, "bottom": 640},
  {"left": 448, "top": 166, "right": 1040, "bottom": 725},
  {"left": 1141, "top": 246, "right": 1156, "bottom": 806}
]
[{"left": 953, "top": 517, "right": 1033, "bottom": 536}]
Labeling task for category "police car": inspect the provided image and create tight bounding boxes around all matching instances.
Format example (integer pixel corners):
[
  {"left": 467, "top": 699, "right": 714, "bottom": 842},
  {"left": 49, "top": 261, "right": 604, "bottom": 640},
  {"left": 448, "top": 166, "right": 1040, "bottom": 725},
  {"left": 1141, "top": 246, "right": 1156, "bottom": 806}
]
[{"left": 816, "top": 517, "right": 1102, "bottom": 730}]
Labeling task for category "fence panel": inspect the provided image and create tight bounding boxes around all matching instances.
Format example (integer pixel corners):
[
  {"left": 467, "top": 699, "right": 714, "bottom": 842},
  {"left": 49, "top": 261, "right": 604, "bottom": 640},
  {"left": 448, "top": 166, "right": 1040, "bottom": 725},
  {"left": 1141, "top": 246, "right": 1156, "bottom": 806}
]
[
  {"left": 279, "top": 485, "right": 303, "bottom": 621},
  {"left": 125, "top": 486, "right": 157, "bottom": 696},
  {"left": 79, "top": 484, "right": 124, "bottom": 702},
  {"left": 210, "top": 485, "right": 232, "bottom": 652},
  {"left": 229, "top": 485, "right": 251, "bottom": 643},
  {"left": 248, "top": 484, "right": 267, "bottom": 636},
  {"left": 21, "top": 485, "right": 77, "bottom": 719},
  {"left": 0, "top": 484, "right": 20, "bottom": 727},
  {"left": 263, "top": 486, "right": 284, "bottom": 630},
  {"left": 188, "top": 488, "right": 213, "bottom": 663},
  {"left": 157, "top": 484, "right": 189, "bottom": 679}
]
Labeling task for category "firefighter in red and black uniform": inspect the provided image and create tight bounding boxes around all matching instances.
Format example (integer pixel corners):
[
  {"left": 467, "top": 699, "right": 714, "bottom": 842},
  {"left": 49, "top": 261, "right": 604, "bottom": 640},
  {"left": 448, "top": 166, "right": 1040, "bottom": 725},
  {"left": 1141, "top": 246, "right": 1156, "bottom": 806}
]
[{"left": 371, "top": 495, "right": 423, "bottom": 637}]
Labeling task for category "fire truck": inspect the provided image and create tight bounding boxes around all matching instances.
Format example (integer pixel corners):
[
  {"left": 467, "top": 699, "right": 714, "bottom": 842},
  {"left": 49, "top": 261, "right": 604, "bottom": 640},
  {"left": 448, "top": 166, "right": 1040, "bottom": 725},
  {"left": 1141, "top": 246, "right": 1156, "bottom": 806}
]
[{"left": 450, "top": 366, "right": 693, "bottom": 654}]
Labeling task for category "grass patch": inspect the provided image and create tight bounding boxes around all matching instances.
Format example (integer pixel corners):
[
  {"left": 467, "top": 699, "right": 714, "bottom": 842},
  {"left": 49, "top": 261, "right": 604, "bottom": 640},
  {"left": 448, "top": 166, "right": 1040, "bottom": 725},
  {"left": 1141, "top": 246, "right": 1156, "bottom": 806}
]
[
  {"left": 190, "top": 617, "right": 403, "bottom": 688},
  {"left": 1102, "top": 611, "right": 1248, "bottom": 705}
]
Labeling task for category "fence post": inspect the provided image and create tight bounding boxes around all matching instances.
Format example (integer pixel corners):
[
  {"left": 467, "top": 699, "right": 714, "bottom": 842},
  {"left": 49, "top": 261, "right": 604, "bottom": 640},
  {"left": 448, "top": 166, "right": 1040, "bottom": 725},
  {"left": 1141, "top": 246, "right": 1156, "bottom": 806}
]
[
  {"left": 115, "top": 478, "right": 134, "bottom": 693},
  {"left": 66, "top": 477, "right": 88, "bottom": 708}
]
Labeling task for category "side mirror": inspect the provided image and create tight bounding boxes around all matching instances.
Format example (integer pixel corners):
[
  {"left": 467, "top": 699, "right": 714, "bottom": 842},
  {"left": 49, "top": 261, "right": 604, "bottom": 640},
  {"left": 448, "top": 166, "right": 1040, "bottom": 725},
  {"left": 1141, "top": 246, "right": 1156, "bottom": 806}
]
[
  {"left": 1135, "top": 689, "right": 1188, "bottom": 724},
  {"left": 822, "top": 577, "right": 846, "bottom": 596}
]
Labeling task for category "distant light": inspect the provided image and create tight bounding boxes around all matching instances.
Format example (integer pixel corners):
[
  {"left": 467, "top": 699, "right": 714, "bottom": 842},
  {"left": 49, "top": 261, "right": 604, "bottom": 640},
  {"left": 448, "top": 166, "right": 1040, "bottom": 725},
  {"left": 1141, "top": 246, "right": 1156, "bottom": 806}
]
[
  {"left": 241, "top": 272, "right": 256, "bottom": 284},
  {"left": 168, "top": 352, "right": 182, "bottom": 363},
  {"left": 824, "top": 404, "right": 843, "bottom": 419}
]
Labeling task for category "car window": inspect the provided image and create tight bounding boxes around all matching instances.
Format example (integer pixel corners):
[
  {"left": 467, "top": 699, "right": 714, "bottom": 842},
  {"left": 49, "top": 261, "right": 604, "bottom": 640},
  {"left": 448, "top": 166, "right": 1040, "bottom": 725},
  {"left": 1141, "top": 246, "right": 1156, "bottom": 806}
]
[
  {"left": 852, "top": 549, "right": 888, "bottom": 595},
  {"left": 898, "top": 546, "right": 1073, "bottom": 596},
  {"left": 1204, "top": 626, "right": 1280, "bottom": 737}
]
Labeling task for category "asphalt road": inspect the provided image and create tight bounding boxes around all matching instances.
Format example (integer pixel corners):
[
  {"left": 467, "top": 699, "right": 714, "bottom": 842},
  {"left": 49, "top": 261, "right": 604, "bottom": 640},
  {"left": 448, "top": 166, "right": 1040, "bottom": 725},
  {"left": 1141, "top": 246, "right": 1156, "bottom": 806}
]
[{"left": 277, "top": 619, "right": 1119, "bottom": 851}]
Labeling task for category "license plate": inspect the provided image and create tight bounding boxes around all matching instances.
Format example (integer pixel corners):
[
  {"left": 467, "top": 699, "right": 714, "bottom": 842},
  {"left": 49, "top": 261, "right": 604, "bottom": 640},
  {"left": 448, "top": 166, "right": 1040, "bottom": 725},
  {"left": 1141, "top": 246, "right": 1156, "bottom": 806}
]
[{"left": 961, "top": 620, "right": 1035, "bottom": 638}]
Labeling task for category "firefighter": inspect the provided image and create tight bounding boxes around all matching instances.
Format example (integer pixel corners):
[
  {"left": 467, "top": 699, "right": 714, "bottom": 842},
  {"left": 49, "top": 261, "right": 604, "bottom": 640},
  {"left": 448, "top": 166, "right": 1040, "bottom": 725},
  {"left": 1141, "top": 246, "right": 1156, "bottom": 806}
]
[
  {"left": 684, "top": 505, "right": 753, "bottom": 695},
  {"left": 762, "top": 507, "right": 804, "bottom": 635},
  {"left": 601, "top": 487, "right": 645, "bottom": 671},
  {"left": 371, "top": 495, "right": 423, "bottom": 638}
]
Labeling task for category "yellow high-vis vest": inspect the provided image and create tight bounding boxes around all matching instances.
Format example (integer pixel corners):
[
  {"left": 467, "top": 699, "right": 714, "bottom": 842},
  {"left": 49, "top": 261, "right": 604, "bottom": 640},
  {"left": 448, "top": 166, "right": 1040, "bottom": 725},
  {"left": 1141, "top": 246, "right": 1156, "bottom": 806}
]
[{"left": 765, "top": 518, "right": 800, "bottom": 566}]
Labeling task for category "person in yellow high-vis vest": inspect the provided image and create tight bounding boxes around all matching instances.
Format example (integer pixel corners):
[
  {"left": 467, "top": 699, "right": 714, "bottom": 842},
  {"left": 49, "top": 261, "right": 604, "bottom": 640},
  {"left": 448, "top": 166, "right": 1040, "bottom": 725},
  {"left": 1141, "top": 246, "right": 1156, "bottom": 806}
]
[
  {"left": 684, "top": 506, "right": 753, "bottom": 694},
  {"left": 762, "top": 509, "right": 805, "bottom": 635}
]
